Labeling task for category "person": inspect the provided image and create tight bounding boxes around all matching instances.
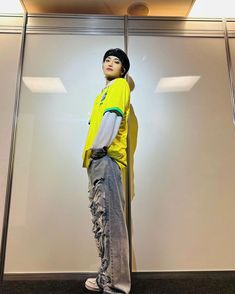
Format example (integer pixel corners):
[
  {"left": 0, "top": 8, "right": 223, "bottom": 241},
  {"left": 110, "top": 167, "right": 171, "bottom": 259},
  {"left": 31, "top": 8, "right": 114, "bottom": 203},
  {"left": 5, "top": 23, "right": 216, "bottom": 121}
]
[{"left": 82, "top": 48, "right": 131, "bottom": 294}]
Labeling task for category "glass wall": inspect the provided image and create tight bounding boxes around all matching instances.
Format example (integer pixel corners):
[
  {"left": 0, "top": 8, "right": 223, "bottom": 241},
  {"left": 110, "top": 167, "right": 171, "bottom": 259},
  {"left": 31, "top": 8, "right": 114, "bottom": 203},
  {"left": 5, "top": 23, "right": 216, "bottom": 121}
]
[
  {"left": 0, "top": 14, "right": 24, "bottom": 251},
  {"left": 129, "top": 35, "right": 235, "bottom": 270},
  {"left": 228, "top": 36, "right": 235, "bottom": 125},
  {"left": 229, "top": 38, "right": 235, "bottom": 74},
  {"left": 4, "top": 19, "right": 125, "bottom": 272},
  {"left": 3, "top": 15, "right": 235, "bottom": 273}
]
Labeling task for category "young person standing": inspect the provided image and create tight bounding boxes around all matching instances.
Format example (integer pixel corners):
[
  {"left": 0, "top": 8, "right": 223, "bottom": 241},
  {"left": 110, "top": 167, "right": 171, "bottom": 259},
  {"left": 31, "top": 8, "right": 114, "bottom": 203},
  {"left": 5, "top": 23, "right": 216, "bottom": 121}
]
[{"left": 82, "top": 48, "right": 131, "bottom": 294}]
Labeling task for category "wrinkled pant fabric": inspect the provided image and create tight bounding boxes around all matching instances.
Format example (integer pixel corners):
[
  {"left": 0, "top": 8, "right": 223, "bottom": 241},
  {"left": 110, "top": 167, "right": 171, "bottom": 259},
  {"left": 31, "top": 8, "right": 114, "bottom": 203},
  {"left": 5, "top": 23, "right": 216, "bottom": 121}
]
[{"left": 87, "top": 155, "right": 131, "bottom": 294}]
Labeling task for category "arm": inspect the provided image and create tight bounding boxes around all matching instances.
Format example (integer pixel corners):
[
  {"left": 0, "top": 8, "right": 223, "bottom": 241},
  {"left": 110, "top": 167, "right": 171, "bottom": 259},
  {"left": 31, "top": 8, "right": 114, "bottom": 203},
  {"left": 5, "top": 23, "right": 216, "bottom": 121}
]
[{"left": 91, "top": 111, "right": 121, "bottom": 159}]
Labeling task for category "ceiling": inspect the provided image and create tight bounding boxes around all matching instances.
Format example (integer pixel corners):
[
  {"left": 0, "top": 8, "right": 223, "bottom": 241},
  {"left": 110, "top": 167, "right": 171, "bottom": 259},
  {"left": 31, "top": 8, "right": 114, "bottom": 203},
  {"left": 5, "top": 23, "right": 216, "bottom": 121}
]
[{"left": 20, "top": 0, "right": 196, "bottom": 17}]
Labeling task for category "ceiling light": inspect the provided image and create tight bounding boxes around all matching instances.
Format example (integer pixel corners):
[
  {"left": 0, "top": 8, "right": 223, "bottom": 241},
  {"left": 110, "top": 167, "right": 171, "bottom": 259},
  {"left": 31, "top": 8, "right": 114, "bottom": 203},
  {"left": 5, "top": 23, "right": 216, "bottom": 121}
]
[
  {"left": 189, "top": 0, "right": 235, "bottom": 18},
  {"left": 0, "top": 1, "right": 24, "bottom": 13},
  {"left": 155, "top": 76, "right": 201, "bottom": 93},
  {"left": 22, "top": 77, "right": 67, "bottom": 93}
]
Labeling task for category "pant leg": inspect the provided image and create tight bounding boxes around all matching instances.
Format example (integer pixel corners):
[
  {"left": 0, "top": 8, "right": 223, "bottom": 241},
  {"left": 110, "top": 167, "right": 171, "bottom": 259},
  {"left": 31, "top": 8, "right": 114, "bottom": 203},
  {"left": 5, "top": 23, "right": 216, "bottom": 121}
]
[{"left": 87, "top": 155, "right": 131, "bottom": 294}]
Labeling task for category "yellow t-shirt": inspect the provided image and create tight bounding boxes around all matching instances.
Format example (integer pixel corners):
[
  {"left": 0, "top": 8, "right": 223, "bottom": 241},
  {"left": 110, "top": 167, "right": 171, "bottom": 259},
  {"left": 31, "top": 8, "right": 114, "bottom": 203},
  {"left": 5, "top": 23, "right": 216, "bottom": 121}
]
[{"left": 82, "top": 77, "right": 130, "bottom": 170}]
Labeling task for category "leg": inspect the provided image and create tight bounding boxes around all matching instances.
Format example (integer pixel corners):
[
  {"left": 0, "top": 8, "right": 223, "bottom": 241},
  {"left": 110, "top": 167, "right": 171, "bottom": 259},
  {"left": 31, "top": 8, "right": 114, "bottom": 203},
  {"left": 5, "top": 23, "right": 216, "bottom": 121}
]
[{"left": 87, "top": 155, "right": 131, "bottom": 294}]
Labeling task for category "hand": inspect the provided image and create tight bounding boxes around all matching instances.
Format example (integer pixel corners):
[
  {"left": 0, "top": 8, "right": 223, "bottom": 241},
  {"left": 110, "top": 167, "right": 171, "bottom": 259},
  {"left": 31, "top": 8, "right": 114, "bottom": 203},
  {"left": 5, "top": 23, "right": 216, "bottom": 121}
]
[{"left": 91, "top": 146, "right": 107, "bottom": 160}]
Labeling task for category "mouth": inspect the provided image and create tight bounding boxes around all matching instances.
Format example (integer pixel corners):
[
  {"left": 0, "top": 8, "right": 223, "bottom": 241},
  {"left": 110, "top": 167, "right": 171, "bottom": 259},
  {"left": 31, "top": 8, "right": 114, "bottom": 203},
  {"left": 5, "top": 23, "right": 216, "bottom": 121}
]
[{"left": 106, "top": 68, "right": 113, "bottom": 71}]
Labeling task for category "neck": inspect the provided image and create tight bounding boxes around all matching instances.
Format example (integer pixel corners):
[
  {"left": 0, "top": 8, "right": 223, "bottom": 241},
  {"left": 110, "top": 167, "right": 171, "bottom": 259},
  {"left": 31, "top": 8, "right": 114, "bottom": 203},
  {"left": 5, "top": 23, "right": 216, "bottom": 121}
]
[{"left": 106, "top": 78, "right": 113, "bottom": 86}]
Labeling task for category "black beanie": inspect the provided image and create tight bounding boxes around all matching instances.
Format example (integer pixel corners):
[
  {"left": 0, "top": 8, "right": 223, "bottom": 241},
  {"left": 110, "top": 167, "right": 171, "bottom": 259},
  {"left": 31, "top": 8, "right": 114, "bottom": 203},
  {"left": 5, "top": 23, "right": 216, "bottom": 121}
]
[{"left": 103, "top": 48, "right": 130, "bottom": 78}]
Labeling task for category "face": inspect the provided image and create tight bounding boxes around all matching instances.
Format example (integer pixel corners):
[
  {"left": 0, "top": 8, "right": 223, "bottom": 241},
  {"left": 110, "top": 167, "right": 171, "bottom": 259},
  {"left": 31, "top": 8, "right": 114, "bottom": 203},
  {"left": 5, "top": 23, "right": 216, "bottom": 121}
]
[{"left": 102, "top": 55, "right": 125, "bottom": 80}]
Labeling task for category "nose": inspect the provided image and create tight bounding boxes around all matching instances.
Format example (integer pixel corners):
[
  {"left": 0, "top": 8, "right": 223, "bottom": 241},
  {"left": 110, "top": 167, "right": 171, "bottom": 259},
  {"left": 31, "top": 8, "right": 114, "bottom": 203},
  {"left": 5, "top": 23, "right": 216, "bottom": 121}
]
[{"left": 107, "top": 59, "right": 113, "bottom": 66}]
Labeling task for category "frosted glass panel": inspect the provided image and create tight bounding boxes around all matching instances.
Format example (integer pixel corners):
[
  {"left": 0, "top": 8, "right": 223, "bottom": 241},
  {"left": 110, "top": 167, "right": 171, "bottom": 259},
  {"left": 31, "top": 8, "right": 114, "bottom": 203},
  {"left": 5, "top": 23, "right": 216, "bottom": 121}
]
[
  {"left": 229, "top": 37, "right": 235, "bottom": 123},
  {"left": 5, "top": 34, "right": 124, "bottom": 272},
  {"left": 0, "top": 33, "right": 22, "bottom": 246},
  {"left": 229, "top": 38, "right": 235, "bottom": 62},
  {"left": 129, "top": 36, "right": 235, "bottom": 271}
]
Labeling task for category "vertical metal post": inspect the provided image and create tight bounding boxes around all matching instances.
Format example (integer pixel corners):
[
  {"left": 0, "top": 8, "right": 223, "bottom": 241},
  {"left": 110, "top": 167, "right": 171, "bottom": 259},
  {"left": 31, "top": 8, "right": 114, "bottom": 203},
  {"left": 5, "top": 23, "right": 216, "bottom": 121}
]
[
  {"left": 124, "top": 14, "right": 132, "bottom": 274},
  {"left": 0, "top": 11, "right": 28, "bottom": 285},
  {"left": 223, "top": 18, "right": 235, "bottom": 127}
]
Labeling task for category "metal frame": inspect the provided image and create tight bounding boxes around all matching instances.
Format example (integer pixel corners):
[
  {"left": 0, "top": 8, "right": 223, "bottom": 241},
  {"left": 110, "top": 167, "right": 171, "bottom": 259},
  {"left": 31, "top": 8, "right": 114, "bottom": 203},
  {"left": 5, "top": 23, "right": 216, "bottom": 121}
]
[
  {"left": 0, "top": 14, "right": 235, "bottom": 284},
  {"left": 224, "top": 19, "right": 235, "bottom": 126},
  {"left": 124, "top": 14, "right": 132, "bottom": 274},
  {"left": 0, "top": 13, "right": 25, "bottom": 33},
  {"left": 0, "top": 11, "right": 28, "bottom": 284},
  {"left": 24, "top": 14, "right": 227, "bottom": 36}
]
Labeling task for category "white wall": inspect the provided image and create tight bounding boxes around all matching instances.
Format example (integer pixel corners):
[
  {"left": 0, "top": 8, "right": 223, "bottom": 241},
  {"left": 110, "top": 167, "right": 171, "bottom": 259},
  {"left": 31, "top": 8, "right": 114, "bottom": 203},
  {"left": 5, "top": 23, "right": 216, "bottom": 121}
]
[
  {"left": 2, "top": 15, "right": 235, "bottom": 273},
  {"left": 4, "top": 33, "right": 126, "bottom": 272},
  {"left": 0, "top": 24, "right": 23, "bottom": 255},
  {"left": 129, "top": 36, "right": 235, "bottom": 271}
]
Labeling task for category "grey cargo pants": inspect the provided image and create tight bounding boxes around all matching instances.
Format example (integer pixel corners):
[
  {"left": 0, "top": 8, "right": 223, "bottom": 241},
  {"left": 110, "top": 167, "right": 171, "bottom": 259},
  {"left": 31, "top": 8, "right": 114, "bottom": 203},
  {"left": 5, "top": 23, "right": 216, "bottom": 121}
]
[{"left": 87, "top": 155, "right": 131, "bottom": 294}]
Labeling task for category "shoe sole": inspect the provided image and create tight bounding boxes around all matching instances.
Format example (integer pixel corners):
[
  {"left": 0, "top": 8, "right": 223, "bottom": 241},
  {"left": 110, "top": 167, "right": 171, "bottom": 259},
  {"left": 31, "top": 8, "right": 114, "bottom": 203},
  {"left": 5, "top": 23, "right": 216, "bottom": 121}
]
[{"left": 85, "top": 282, "right": 102, "bottom": 292}]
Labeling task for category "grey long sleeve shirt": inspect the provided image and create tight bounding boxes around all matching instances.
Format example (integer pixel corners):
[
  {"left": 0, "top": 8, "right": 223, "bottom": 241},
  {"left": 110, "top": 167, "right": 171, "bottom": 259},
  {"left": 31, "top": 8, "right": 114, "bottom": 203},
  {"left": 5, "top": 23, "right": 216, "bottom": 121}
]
[{"left": 92, "top": 111, "right": 122, "bottom": 149}]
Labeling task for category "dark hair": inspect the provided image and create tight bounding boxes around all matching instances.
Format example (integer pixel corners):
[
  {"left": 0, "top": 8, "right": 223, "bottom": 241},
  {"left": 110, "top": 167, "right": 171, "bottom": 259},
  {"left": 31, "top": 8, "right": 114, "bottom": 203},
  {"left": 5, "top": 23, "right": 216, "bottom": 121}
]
[{"left": 103, "top": 48, "right": 130, "bottom": 77}]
